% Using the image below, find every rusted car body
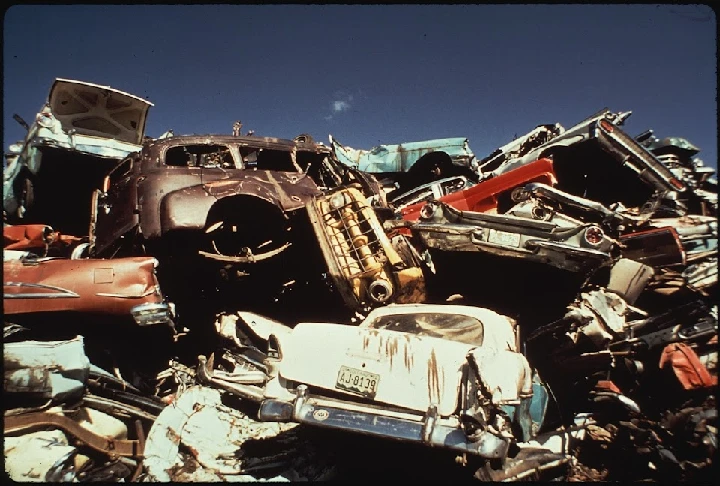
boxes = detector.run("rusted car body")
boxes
[405,195,617,274]
[3,79,153,236]
[3,252,174,328]
[88,133,420,315]
[476,109,686,210]
[198,304,562,468]
[396,157,557,221]
[305,186,425,310]
[331,135,475,174]
[89,134,379,259]
[331,135,479,197]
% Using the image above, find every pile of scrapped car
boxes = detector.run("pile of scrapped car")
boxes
[4,80,717,482]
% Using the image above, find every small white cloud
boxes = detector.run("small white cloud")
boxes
[326,93,354,121]
[333,100,350,112]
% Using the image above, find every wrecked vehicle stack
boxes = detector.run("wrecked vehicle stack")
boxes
[4,82,716,482]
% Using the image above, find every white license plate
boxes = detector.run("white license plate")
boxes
[487,228,521,247]
[336,365,380,398]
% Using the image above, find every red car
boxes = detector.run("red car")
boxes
[4,223,85,257]
[4,253,174,328]
[398,157,557,221]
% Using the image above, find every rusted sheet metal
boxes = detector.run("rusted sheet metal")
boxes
[411,198,617,273]
[4,429,78,481]
[306,186,426,311]
[143,386,300,481]
[90,133,349,255]
[331,135,474,173]
[201,171,321,211]
[3,255,172,325]
[4,223,84,254]
[4,336,89,401]
[4,412,143,457]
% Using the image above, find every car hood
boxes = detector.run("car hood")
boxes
[48,78,153,145]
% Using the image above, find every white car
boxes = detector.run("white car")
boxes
[201,304,555,465]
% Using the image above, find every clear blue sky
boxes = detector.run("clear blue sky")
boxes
[3,4,717,168]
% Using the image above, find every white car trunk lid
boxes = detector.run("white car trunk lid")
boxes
[48,78,152,145]
[278,323,475,416]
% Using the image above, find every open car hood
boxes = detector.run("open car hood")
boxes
[48,78,153,145]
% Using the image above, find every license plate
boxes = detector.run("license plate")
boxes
[487,228,521,247]
[336,365,380,398]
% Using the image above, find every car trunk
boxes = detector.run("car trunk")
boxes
[277,323,474,416]
[49,78,152,146]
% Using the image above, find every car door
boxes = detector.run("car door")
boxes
[90,157,139,255]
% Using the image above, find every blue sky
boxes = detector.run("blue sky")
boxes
[3,4,717,167]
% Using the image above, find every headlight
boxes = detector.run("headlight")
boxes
[420,202,436,220]
[584,226,605,246]
[329,192,346,209]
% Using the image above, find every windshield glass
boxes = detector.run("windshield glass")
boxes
[367,312,484,346]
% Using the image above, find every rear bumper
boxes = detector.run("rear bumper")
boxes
[258,385,510,459]
[130,302,175,327]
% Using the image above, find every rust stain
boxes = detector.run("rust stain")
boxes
[403,340,414,371]
[427,348,441,405]
[384,335,399,369]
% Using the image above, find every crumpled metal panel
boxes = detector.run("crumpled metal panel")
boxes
[331,136,474,173]
[565,290,629,347]
[143,386,302,482]
[201,171,322,212]
[3,223,84,254]
[468,347,533,406]
[4,429,77,482]
[3,336,89,402]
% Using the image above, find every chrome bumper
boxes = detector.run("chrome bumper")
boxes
[130,302,175,327]
[258,385,510,459]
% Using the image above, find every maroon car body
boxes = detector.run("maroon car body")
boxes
[89,134,380,262]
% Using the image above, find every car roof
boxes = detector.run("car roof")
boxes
[142,134,332,154]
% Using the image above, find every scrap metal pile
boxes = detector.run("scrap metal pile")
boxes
[3,80,717,482]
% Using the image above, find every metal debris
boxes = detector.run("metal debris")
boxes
[3,97,716,482]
